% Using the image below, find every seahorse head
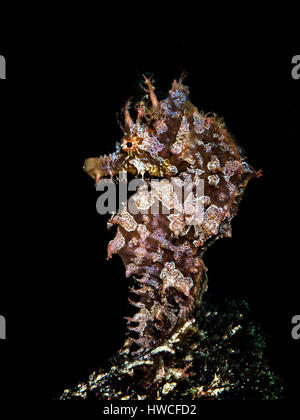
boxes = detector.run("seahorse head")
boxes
[84,75,195,183]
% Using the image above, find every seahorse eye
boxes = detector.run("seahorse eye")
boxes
[127,142,133,148]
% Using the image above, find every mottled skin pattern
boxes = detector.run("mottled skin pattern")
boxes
[84,74,257,355]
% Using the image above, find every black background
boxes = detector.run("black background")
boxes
[0,19,299,406]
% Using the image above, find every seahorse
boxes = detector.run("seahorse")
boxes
[84,74,257,358]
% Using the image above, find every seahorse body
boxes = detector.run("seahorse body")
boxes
[84,75,256,354]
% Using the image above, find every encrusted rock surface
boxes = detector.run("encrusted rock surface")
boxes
[60,299,283,400]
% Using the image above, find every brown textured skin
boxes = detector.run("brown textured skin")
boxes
[84,74,257,354]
